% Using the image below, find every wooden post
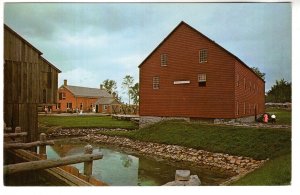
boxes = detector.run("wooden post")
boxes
[84,145,93,177]
[39,133,47,159]
[14,127,23,142]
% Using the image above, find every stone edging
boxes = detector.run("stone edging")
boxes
[79,134,267,185]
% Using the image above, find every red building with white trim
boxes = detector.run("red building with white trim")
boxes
[139,21,265,125]
[53,80,120,114]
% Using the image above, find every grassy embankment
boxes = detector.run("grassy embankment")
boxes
[265,107,291,125]
[38,115,138,131]
[39,108,291,185]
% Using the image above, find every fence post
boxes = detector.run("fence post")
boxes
[15,127,23,142]
[39,133,47,159]
[84,144,93,177]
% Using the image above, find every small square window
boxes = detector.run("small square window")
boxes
[198,74,206,87]
[199,49,208,63]
[153,76,160,89]
[161,54,167,66]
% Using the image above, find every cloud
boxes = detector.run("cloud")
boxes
[4,2,291,93]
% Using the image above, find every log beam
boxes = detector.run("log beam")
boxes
[4,132,28,138]
[4,153,103,175]
[4,140,54,149]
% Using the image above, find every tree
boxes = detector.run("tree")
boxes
[266,79,291,103]
[102,79,117,94]
[129,83,139,105]
[251,67,266,81]
[122,75,134,105]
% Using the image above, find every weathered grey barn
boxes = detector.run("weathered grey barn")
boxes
[4,24,61,142]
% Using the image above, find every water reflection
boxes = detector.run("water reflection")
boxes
[47,139,229,186]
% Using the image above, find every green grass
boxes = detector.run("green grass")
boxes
[99,120,291,185]
[38,115,138,130]
[231,153,291,185]
[265,107,291,125]
[98,120,291,160]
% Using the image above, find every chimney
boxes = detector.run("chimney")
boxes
[100,84,103,90]
[64,79,67,86]
[112,92,116,98]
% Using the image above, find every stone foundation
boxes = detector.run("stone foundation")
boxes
[139,116,190,128]
[140,115,259,128]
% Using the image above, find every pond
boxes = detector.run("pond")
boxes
[46,139,230,186]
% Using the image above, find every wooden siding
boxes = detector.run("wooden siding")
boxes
[234,60,265,117]
[139,22,236,118]
[139,22,265,119]
[4,25,60,141]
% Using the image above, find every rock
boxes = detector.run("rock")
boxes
[175,170,190,181]
[230,158,236,164]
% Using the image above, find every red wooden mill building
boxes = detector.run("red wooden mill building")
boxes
[139,21,265,126]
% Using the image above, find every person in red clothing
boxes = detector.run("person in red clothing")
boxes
[263,113,269,123]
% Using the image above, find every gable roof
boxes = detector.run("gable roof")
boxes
[138,21,265,83]
[4,24,61,73]
[95,97,120,105]
[63,85,112,98]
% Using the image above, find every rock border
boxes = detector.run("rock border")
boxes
[79,134,267,185]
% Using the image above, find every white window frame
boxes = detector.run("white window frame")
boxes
[67,102,72,109]
[199,49,208,63]
[161,54,168,66]
[153,76,160,89]
[198,74,207,87]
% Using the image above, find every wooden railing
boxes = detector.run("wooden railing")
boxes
[3,123,106,186]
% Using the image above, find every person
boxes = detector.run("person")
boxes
[263,113,269,123]
[271,114,276,124]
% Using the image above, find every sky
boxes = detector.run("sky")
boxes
[4,2,291,102]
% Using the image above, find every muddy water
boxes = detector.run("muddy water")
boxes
[46,139,230,186]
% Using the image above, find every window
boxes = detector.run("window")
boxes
[80,103,83,110]
[236,74,239,87]
[198,74,206,87]
[161,54,168,66]
[103,105,108,111]
[56,103,61,109]
[249,81,252,92]
[236,102,239,115]
[153,76,160,89]
[199,49,208,63]
[67,102,72,109]
[59,92,66,100]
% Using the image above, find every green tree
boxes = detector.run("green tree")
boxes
[102,79,117,94]
[266,79,291,103]
[129,83,139,105]
[251,67,266,81]
[122,75,134,105]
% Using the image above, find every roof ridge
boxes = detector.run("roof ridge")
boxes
[138,21,264,83]
[66,85,106,90]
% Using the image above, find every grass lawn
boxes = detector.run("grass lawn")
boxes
[99,120,291,185]
[38,115,138,130]
[99,120,291,160]
[265,107,291,125]
[231,153,291,185]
